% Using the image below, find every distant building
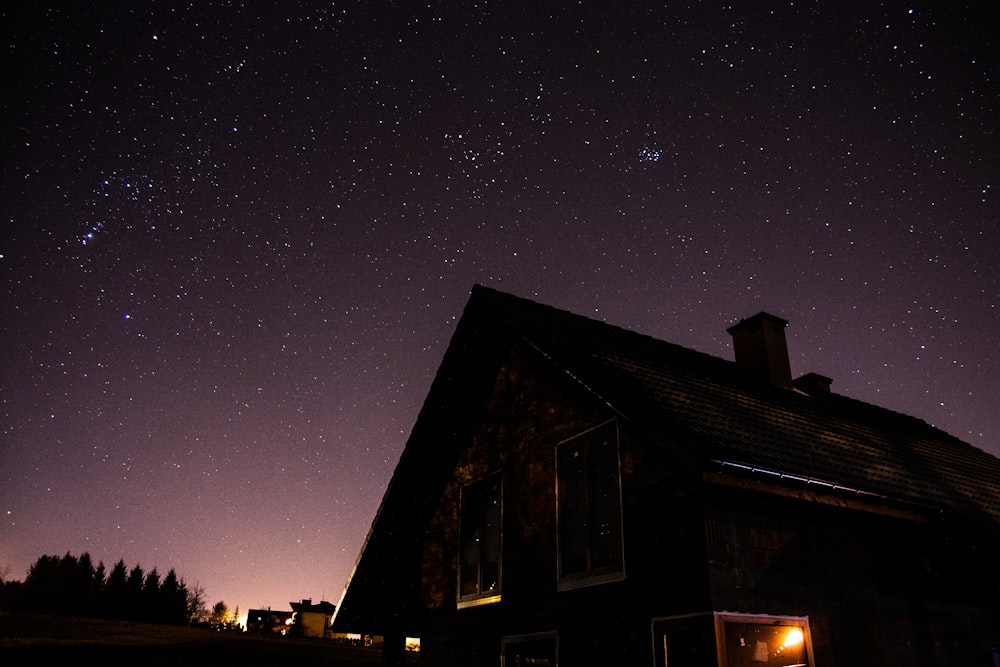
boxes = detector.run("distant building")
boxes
[290,598,336,639]
[246,607,293,635]
[332,285,1000,666]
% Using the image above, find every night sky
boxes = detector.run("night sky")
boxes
[2,2,997,621]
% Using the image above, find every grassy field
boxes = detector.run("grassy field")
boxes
[0,612,390,666]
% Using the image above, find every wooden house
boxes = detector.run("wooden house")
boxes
[332,285,1000,666]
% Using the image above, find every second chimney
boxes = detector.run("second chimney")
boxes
[727,312,793,388]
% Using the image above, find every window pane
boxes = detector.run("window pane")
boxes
[589,436,622,567]
[460,474,502,599]
[558,444,589,575]
[557,423,623,581]
[460,482,482,596]
[663,625,711,667]
[481,478,501,593]
[723,621,809,667]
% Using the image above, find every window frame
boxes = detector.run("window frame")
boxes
[651,612,814,667]
[555,420,625,591]
[650,612,715,667]
[714,612,814,667]
[457,472,503,608]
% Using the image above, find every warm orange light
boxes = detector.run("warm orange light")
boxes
[782,627,804,647]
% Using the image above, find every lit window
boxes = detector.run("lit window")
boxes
[556,422,624,588]
[459,473,502,606]
[718,615,812,667]
[653,613,813,667]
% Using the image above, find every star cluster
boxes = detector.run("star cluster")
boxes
[2,2,997,617]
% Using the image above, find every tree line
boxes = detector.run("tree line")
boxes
[0,552,208,625]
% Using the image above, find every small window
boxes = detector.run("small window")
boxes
[458,473,502,606]
[556,422,624,588]
[502,631,558,667]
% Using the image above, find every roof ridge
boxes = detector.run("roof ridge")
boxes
[466,285,1000,526]
[472,284,981,447]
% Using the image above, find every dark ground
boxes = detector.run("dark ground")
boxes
[0,613,401,666]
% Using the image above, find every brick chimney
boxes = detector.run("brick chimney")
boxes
[727,312,793,388]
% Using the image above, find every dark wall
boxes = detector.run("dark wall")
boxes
[413,341,1000,667]
[417,343,605,665]
[415,341,735,666]
[703,485,1000,665]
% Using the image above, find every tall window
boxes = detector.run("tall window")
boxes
[556,422,624,587]
[459,473,502,606]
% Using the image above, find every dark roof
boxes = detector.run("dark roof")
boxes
[487,285,1000,522]
[333,285,1000,632]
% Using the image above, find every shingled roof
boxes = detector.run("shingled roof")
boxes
[481,285,1000,525]
[333,285,1000,632]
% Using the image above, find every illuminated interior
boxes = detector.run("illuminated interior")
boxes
[653,613,812,667]
[722,618,810,667]
[783,627,804,647]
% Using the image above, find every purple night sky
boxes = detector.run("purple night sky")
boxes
[2,2,997,621]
